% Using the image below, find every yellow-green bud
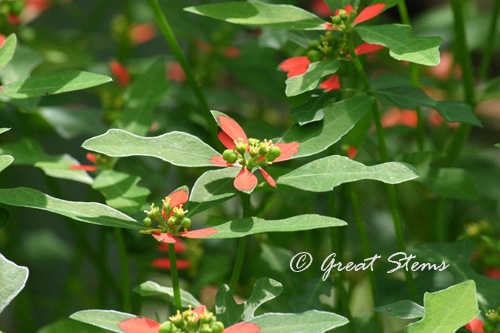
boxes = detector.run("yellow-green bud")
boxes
[248,138,260,146]
[181,217,191,229]
[332,15,342,25]
[308,39,320,50]
[159,321,178,333]
[143,217,152,228]
[307,50,322,63]
[211,321,224,333]
[200,324,212,333]
[249,146,259,157]
[349,10,358,18]
[146,204,163,224]
[266,145,281,161]
[259,142,269,155]
[173,206,185,220]
[340,10,348,19]
[167,216,176,228]
[237,156,245,165]
[162,198,172,217]
[235,142,247,155]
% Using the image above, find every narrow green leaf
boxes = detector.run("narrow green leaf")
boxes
[0,155,13,173]
[0,128,10,135]
[373,300,424,319]
[371,86,481,126]
[356,24,441,66]
[292,91,337,125]
[279,96,374,158]
[0,70,112,99]
[0,187,142,230]
[199,214,346,239]
[0,34,17,71]
[70,310,135,333]
[406,281,479,333]
[278,155,419,192]
[185,1,327,30]
[247,310,349,332]
[115,59,169,136]
[216,278,283,326]
[0,254,29,314]
[92,170,150,214]
[133,281,202,308]
[285,59,339,97]
[188,168,239,217]
[82,129,219,167]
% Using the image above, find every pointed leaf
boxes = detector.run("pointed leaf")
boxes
[0,254,29,314]
[356,24,441,66]
[247,310,349,332]
[371,86,481,126]
[0,128,10,135]
[0,44,42,85]
[70,310,136,333]
[185,2,327,30]
[133,281,202,308]
[92,170,150,214]
[0,187,142,230]
[285,59,339,96]
[373,300,424,319]
[0,155,13,173]
[0,34,17,71]
[216,278,283,326]
[115,59,169,136]
[278,155,418,192]
[279,96,374,158]
[82,129,219,167]
[291,91,338,125]
[0,70,112,99]
[406,281,479,333]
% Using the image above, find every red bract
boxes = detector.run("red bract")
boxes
[129,23,156,44]
[109,60,131,87]
[312,0,333,17]
[209,114,299,191]
[153,238,191,270]
[166,61,186,82]
[465,318,490,333]
[381,108,418,128]
[323,3,385,30]
[0,34,6,47]
[69,153,99,171]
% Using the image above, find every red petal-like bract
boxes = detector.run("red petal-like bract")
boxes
[217,115,248,145]
[354,43,385,55]
[464,318,487,333]
[86,153,97,164]
[486,267,500,279]
[0,34,6,48]
[152,232,176,243]
[110,61,131,87]
[279,56,310,78]
[312,0,332,17]
[167,188,189,209]
[224,47,241,58]
[259,168,276,187]
[166,62,186,82]
[152,258,191,270]
[129,23,156,44]
[118,318,161,333]
[218,130,236,149]
[273,142,300,162]
[348,146,358,159]
[69,165,99,171]
[225,322,262,333]
[353,3,386,24]
[234,168,258,191]
[193,305,207,318]
[335,4,354,16]
[319,75,340,91]
[157,238,186,253]
[179,228,218,238]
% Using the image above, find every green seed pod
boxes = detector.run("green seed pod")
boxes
[10,1,24,16]
[483,322,496,333]
[211,321,225,333]
[308,39,320,50]
[307,50,322,63]
[332,15,342,25]
[266,145,282,161]
[181,217,191,229]
[143,217,152,228]
[158,321,178,333]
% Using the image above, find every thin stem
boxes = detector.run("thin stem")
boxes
[479,0,500,82]
[168,242,182,312]
[347,33,419,303]
[114,228,132,313]
[147,0,216,141]
[229,193,251,293]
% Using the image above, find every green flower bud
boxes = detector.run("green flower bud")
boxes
[332,15,342,25]
[249,146,259,157]
[223,149,238,164]
[10,1,24,16]
[173,206,185,220]
[487,309,500,324]
[181,217,191,229]
[266,145,281,161]
[167,216,177,228]
[259,142,269,155]
[145,204,164,224]
[162,198,172,217]
[308,39,320,50]
[483,322,496,333]
[248,138,260,146]
[159,321,178,333]
[307,50,322,63]
[340,9,348,19]
[235,142,247,155]
[143,217,152,228]
[237,156,245,165]
[200,324,212,333]
[169,311,183,326]
[211,321,225,333]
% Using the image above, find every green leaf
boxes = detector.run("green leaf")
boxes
[216,278,283,326]
[411,239,500,313]
[0,34,17,71]
[0,128,10,135]
[373,300,424,319]
[38,319,105,333]
[0,138,93,184]
[115,59,169,136]
[279,96,374,158]
[197,214,346,239]
[188,168,239,217]
[0,70,112,99]
[356,24,441,66]
[406,281,479,333]
[0,187,142,230]
[371,86,481,126]
[133,281,202,308]
[292,91,337,125]
[0,155,13,173]
[285,60,339,97]
[421,168,479,200]
[0,44,42,85]
[278,155,419,192]
[0,254,29,314]
[70,310,135,333]
[247,310,349,332]
[92,170,150,215]
[82,129,219,167]
[0,207,8,229]
[184,1,327,30]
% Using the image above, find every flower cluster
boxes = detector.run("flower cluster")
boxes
[142,188,191,235]
[465,310,500,333]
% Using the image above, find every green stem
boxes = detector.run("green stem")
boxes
[114,228,131,313]
[147,0,216,141]
[479,0,500,82]
[229,193,251,293]
[347,33,419,303]
[168,242,182,312]
[397,1,425,151]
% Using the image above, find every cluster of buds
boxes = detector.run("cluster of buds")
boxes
[222,137,281,171]
[329,7,358,32]
[483,309,500,333]
[142,197,191,234]
[0,0,23,23]
[159,306,224,333]
[306,31,348,62]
